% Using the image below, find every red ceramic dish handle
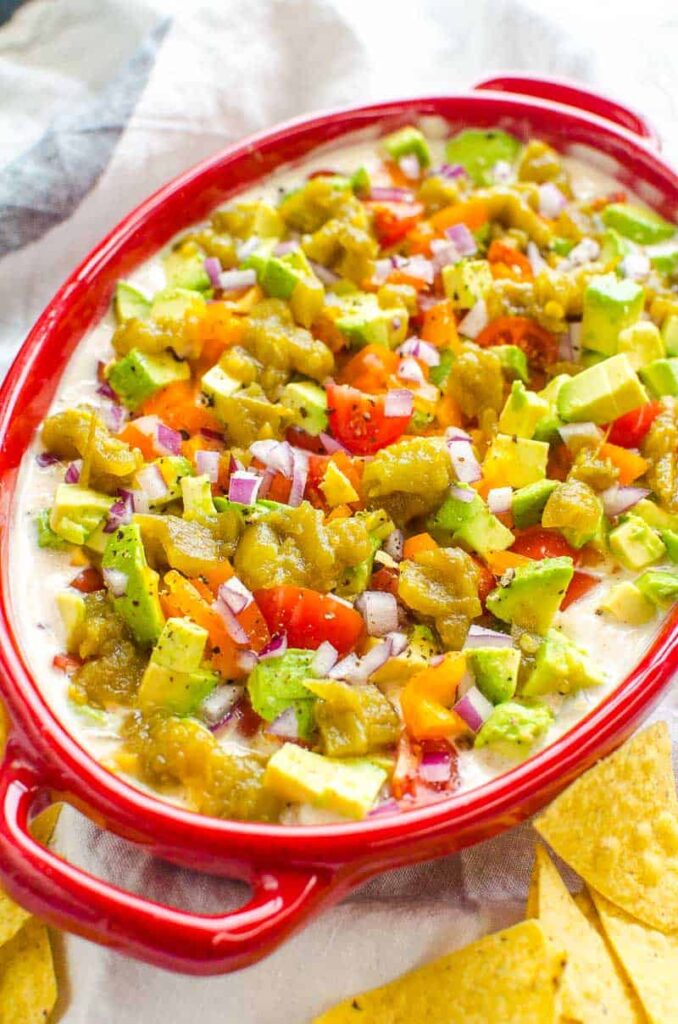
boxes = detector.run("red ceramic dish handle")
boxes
[474,75,661,150]
[0,760,334,975]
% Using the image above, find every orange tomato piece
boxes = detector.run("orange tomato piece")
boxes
[487,240,533,281]
[401,653,468,741]
[430,199,488,234]
[420,300,461,352]
[402,532,438,561]
[598,442,649,486]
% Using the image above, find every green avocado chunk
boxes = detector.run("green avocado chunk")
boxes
[521,629,604,697]
[264,743,387,819]
[115,281,151,323]
[468,647,521,704]
[137,616,216,714]
[493,344,529,384]
[580,274,645,356]
[101,522,165,645]
[36,509,68,550]
[247,649,317,739]
[609,515,666,570]
[49,484,113,546]
[647,240,678,276]
[382,125,431,169]
[639,357,678,398]
[252,249,324,328]
[485,556,574,634]
[334,292,409,349]
[445,128,522,186]
[512,479,558,530]
[557,353,648,424]
[601,202,675,244]
[164,246,211,292]
[635,567,678,609]
[107,348,190,409]
[428,486,514,557]
[280,380,328,436]
[474,700,553,756]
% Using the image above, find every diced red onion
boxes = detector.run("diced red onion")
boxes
[258,632,288,660]
[447,439,482,484]
[373,257,394,284]
[218,577,253,615]
[288,449,309,507]
[558,331,574,362]
[601,485,650,518]
[492,160,513,184]
[398,337,440,367]
[200,427,225,442]
[273,240,299,256]
[562,238,600,269]
[538,183,567,219]
[103,492,134,533]
[383,529,404,562]
[446,427,472,442]
[195,449,221,482]
[464,625,514,649]
[445,223,477,256]
[204,256,222,290]
[356,639,393,680]
[368,798,400,817]
[319,431,350,455]
[235,650,258,674]
[136,463,169,502]
[397,357,425,384]
[213,597,250,645]
[328,652,362,681]
[101,401,127,434]
[450,485,476,503]
[156,423,182,456]
[356,591,399,637]
[312,641,339,676]
[568,321,583,359]
[419,749,452,784]
[393,255,434,285]
[103,568,128,597]
[384,389,413,419]
[229,453,245,475]
[458,299,488,339]
[431,241,461,272]
[236,235,261,261]
[369,187,416,203]
[228,470,262,504]
[487,486,513,515]
[64,461,81,484]
[130,489,149,514]
[250,439,294,478]
[308,260,340,286]
[202,685,244,729]
[266,706,300,740]
[620,252,651,280]
[453,685,494,733]
[430,653,445,666]
[219,268,257,292]
[558,422,603,452]
[527,241,547,276]
[36,451,59,468]
[437,163,466,180]
[96,380,116,400]
[398,154,421,180]
[385,631,408,656]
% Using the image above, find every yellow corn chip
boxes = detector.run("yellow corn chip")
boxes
[573,889,646,1017]
[529,845,643,1023]
[313,919,565,1024]
[0,918,57,1024]
[535,723,678,933]
[592,889,678,1024]
[0,804,61,946]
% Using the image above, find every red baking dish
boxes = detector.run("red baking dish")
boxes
[0,75,676,976]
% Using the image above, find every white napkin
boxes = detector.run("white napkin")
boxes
[1,1,677,1020]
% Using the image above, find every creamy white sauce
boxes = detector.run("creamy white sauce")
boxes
[7,135,673,812]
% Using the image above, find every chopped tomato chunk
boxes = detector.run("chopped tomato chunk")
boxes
[476,316,558,369]
[607,401,663,448]
[327,381,411,455]
[254,586,365,655]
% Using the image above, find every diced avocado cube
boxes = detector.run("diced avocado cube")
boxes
[138,662,218,715]
[647,239,678,276]
[280,380,328,436]
[256,249,324,328]
[442,259,493,309]
[661,314,678,357]
[334,293,408,349]
[609,515,666,570]
[320,460,359,507]
[36,509,68,550]
[512,479,558,529]
[498,381,550,439]
[601,202,675,244]
[482,433,549,488]
[617,321,665,370]
[382,125,431,169]
[468,647,521,704]
[150,287,207,323]
[224,200,284,240]
[551,236,575,256]
[493,345,529,384]
[247,649,317,740]
[106,348,190,410]
[598,581,656,625]
[428,487,514,557]
[152,616,208,673]
[181,474,217,522]
[580,274,644,355]
[350,166,371,197]
[115,281,151,323]
[164,245,211,292]
[630,497,674,531]
[599,228,632,267]
[50,484,114,546]
[57,591,86,652]
[201,363,242,417]
[639,357,678,398]
[662,529,678,562]
[486,556,574,634]
[474,700,552,756]
[635,568,678,609]
[264,743,387,819]
[429,347,456,388]
[522,629,604,697]
[101,522,165,645]
[557,353,649,424]
[445,128,522,186]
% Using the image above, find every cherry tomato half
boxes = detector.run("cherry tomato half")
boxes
[254,586,365,655]
[561,570,599,610]
[327,381,411,456]
[476,315,558,370]
[510,527,577,561]
[366,200,425,247]
[607,401,663,449]
[338,344,399,394]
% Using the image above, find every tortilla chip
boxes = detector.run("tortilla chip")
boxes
[313,920,565,1024]
[0,804,61,946]
[572,889,646,1017]
[592,889,678,1024]
[535,723,678,933]
[528,845,643,1023]
[0,918,57,1024]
